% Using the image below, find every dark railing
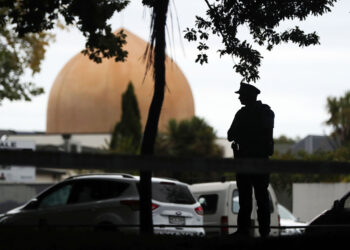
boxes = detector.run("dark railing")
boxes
[1,149,350,234]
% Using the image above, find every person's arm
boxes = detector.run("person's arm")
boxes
[227,112,240,142]
[261,109,275,156]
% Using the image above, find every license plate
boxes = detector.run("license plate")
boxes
[169,216,185,225]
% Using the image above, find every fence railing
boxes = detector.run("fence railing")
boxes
[1,149,350,174]
[1,149,350,235]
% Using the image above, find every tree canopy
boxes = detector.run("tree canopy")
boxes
[110,82,142,154]
[0,0,129,63]
[326,91,350,147]
[155,116,223,158]
[0,7,54,104]
[0,0,130,104]
[184,0,336,83]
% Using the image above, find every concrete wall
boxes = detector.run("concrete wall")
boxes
[0,183,53,213]
[293,183,350,222]
[7,134,110,149]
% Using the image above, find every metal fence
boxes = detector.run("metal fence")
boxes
[1,149,350,234]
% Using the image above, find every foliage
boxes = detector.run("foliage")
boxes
[0,0,129,64]
[184,0,336,83]
[155,116,223,158]
[0,7,54,104]
[274,135,296,144]
[154,116,224,184]
[270,146,350,193]
[0,0,130,104]
[325,91,350,147]
[110,82,142,155]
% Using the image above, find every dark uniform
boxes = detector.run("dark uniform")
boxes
[227,83,274,237]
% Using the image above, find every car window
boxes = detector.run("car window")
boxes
[278,204,296,220]
[232,189,239,214]
[69,179,129,204]
[232,189,274,214]
[344,196,350,209]
[198,194,218,214]
[38,183,73,209]
[152,182,196,204]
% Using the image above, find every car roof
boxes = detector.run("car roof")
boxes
[190,181,237,192]
[65,173,187,185]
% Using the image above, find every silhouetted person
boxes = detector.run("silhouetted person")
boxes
[227,83,274,237]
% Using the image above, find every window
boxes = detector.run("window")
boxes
[232,189,239,214]
[231,189,274,214]
[69,180,129,204]
[344,196,350,209]
[151,182,196,204]
[278,204,296,220]
[39,184,73,208]
[198,194,218,215]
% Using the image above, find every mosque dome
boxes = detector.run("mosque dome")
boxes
[46,29,195,133]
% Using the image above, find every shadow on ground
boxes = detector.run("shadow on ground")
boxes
[0,227,347,250]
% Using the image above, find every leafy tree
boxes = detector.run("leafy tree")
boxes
[274,135,296,145]
[325,91,350,147]
[0,7,54,104]
[154,116,224,184]
[184,0,336,83]
[110,82,142,154]
[155,117,223,158]
[270,145,350,195]
[0,0,129,63]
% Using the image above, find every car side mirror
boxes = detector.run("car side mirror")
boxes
[25,199,39,210]
[332,200,341,211]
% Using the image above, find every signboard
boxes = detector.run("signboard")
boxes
[0,140,36,183]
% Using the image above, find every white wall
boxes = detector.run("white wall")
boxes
[293,183,350,222]
[7,133,111,149]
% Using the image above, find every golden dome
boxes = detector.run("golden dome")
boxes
[46,29,195,133]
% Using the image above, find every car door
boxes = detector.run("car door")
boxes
[33,181,75,226]
[63,179,132,226]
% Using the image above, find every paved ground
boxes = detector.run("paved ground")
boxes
[0,227,346,250]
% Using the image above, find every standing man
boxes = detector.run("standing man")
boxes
[227,82,274,238]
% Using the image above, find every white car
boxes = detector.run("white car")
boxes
[0,174,205,236]
[278,204,306,235]
[190,181,280,237]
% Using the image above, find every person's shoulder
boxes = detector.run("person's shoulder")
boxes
[258,101,275,116]
[236,106,247,114]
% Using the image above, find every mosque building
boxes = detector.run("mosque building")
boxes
[47,28,195,134]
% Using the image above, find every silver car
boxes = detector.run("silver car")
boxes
[278,204,306,235]
[0,174,205,236]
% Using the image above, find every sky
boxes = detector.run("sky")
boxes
[0,0,349,139]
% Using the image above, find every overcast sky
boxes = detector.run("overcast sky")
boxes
[0,0,349,139]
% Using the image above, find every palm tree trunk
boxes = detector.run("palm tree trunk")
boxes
[140,0,170,234]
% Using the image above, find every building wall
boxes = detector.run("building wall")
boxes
[7,134,111,149]
[293,183,350,222]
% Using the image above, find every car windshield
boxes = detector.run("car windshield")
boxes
[152,182,196,204]
[278,204,297,221]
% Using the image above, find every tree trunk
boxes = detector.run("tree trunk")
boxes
[139,0,169,234]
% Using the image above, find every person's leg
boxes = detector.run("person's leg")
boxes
[236,174,253,235]
[253,174,270,237]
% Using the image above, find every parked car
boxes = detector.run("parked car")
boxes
[305,191,350,234]
[278,204,306,235]
[189,181,280,237]
[0,174,205,236]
